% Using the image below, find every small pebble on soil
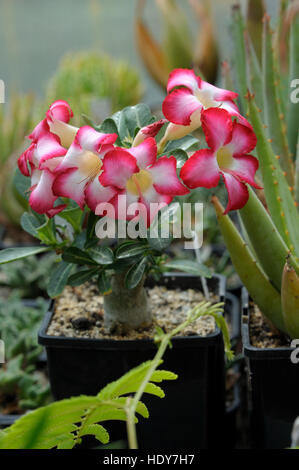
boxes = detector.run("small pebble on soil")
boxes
[47,282,218,340]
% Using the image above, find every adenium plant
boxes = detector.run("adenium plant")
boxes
[0,68,260,333]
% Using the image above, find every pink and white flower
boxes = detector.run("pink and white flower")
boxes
[162,68,249,141]
[98,137,189,226]
[53,126,118,211]
[18,100,118,216]
[180,108,260,214]
[132,119,167,146]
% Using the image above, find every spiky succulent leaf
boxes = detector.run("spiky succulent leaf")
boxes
[213,196,286,333]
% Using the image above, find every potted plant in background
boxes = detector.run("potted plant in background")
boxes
[0,66,248,447]
[183,3,299,449]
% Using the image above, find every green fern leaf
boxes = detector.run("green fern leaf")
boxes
[78,424,109,444]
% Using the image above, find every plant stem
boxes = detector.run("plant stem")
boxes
[125,301,228,449]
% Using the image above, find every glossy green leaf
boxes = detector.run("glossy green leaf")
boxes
[0,246,49,264]
[125,257,148,289]
[62,247,98,266]
[47,261,73,298]
[164,259,211,278]
[89,246,114,265]
[68,268,99,287]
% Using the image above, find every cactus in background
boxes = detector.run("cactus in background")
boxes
[135,0,218,88]
[213,1,299,338]
[46,52,143,123]
[0,93,40,226]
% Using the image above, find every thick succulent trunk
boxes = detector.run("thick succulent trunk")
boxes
[103,273,152,333]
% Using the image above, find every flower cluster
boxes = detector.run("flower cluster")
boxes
[18,101,188,226]
[18,68,260,221]
[162,68,260,213]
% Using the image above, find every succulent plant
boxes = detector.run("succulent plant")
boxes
[212,2,299,338]
[135,0,218,88]
[46,52,143,123]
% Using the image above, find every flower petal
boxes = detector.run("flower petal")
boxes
[36,134,67,169]
[75,125,118,152]
[99,149,139,189]
[29,169,58,214]
[167,68,200,93]
[85,176,117,212]
[201,108,233,151]
[128,137,157,169]
[48,121,78,148]
[200,80,239,102]
[46,205,67,218]
[227,122,257,156]
[132,119,167,146]
[148,156,189,195]
[18,144,35,176]
[53,168,87,209]
[162,88,202,126]
[140,186,173,227]
[180,149,220,189]
[28,119,49,141]
[162,110,202,141]
[46,100,73,123]
[229,154,261,189]
[221,171,249,214]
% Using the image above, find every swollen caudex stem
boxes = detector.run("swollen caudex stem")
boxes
[103,273,152,334]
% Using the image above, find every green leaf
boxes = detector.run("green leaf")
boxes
[163,135,198,154]
[86,211,98,242]
[13,168,31,202]
[231,4,248,111]
[213,196,286,333]
[240,187,299,290]
[62,247,98,266]
[59,207,84,233]
[0,246,49,264]
[68,268,99,287]
[97,118,121,145]
[37,218,57,245]
[47,261,73,298]
[116,243,147,259]
[147,232,172,251]
[78,424,109,444]
[125,257,148,289]
[111,104,152,142]
[247,93,299,258]
[97,272,112,295]
[262,15,293,185]
[287,11,299,158]
[164,259,212,278]
[20,213,41,237]
[89,246,114,265]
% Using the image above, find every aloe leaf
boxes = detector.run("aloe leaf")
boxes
[247,93,299,258]
[262,14,293,185]
[212,196,286,333]
[245,32,264,113]
[231,4,248,112]
[282,258,299,339]
[294,135,299,204]
[287,9,299,158]
[239,187,299,291]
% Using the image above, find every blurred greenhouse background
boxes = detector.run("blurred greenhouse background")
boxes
[0,0,278,107]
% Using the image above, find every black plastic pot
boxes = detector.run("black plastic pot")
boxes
[242,288,299,449]
[38,273,226,449]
